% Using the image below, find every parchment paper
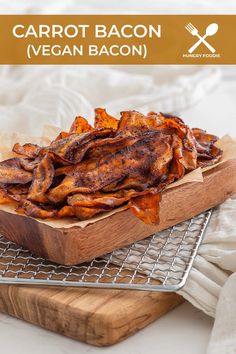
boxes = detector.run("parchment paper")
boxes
[0,129,235,229]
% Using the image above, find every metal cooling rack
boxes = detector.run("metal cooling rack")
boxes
[0,210,212,292]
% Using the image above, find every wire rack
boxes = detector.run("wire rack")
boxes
[0,210,212,292]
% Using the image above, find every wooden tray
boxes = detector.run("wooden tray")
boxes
[0,160,235,265]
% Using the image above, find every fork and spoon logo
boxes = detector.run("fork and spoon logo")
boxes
[185,23,218,53]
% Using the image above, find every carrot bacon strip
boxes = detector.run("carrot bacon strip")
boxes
[0,108,222,222]
[129,193,162,224]
[0,158,32,184]
[95,108,118,130]
[17,200,57,219]
[69,116,93,134]
[28,153,54,203]
[13,143,41,158]
[0,187,13,204]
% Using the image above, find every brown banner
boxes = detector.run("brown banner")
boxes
[0,15,234,64]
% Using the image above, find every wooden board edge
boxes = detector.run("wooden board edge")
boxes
[0,284,184,346]
[91,292,184,346]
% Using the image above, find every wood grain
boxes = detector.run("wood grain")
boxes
[0,283,183,346]
[0,160,235,265]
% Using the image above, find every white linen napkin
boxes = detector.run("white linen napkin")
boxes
[207,272,236,354]
[181,198,236,354]
[0,65,220,135]
[179,198,236,319]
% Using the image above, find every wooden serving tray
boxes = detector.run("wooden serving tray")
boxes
[0,160,235,265]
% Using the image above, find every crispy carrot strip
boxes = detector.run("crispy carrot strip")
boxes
[0,108,222,223]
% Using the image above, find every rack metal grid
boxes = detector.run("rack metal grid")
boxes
[0,210,212,292]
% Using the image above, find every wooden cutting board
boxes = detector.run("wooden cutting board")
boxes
[0,284,183,346]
